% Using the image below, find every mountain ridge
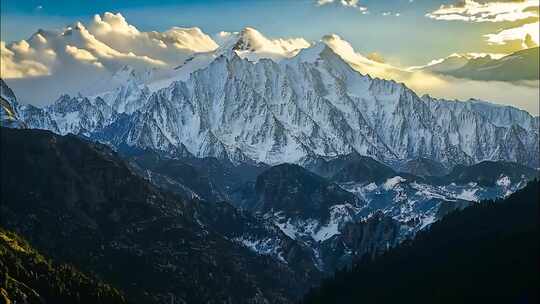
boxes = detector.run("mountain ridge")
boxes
[2,28,538,169]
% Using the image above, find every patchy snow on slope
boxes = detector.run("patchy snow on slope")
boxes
[496,175,511,187]
[313,203,362,242]
[383,176,406,190]
[455,188,479,202]
[269,203,362,243]
[233,235,286,263]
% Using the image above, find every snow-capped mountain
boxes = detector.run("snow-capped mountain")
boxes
[4,27,539,169]
[214,27,311,62]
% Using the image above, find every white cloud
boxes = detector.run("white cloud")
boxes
[0,12,222,107]
[0,12,218,81]
[427,0,539,22]
[1,41,50,78]
[381,12,401,17]
[88,12,218,63]
[427,1,539,50]
[213,27,311,61]
[316,0,368,11]
[65,45,99,62]
[485,21,540,47]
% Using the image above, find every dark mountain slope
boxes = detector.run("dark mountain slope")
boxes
[253,164,359,220]
[0,127,318,304]
[446,47,540,81]
[0,227,126,304]
[440,160,538,186]
[399,157,448,178]
[304,153,397,184]
[302,180,540,304]
[125,149,268,203]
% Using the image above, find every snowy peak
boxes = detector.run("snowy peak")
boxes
[291,42,329,63]
[321,34,366,64]
[232,27,272,52]
[215,27,310,61]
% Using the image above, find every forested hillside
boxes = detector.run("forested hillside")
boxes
[0,227,126,304]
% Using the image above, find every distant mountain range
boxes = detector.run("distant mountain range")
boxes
[415,47,540,82]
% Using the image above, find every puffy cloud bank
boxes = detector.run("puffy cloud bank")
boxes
[427,0,540,49]
[316,0,368,12]
[427,0,539,22]
[485,21,539,47]
[1,12,218,80]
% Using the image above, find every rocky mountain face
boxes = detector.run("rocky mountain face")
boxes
[121,150,421,273]
[339,157,536,227]
[0,127,321,304]
[319,212,405,270]
[3,28,538,169]
[18,124,530,275]
[424,95,539,168]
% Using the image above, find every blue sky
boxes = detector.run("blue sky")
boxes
[2,0,531,65]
